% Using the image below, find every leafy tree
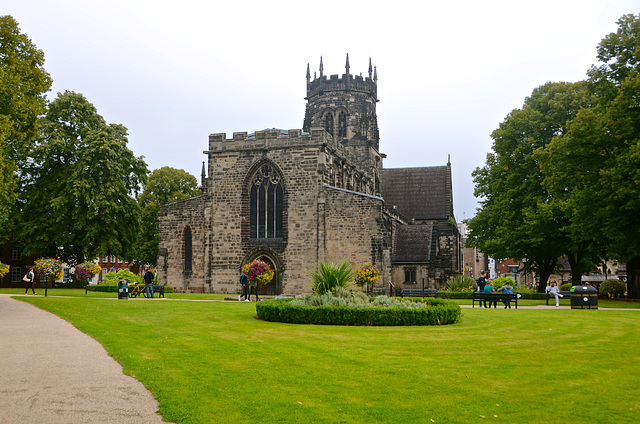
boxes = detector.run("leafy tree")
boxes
[468,81,593,290]
[0,16,52,241]
[540,14,640,297]
[20,91,148,265]
[134,167,198,265]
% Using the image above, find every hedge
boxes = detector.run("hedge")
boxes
[87,284,174,293]
[255,298,461,326]
[435,290,547,300]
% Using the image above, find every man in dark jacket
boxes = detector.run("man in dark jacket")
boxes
[144,268,154,299]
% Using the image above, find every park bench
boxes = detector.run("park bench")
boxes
[400,288,438,298]
[546,290,572,305]
[128,283,165,298]
[472,292,519,308]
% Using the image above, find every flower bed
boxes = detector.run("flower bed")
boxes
[256,297,461,326]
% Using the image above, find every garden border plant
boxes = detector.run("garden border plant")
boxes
[256,296,461,326]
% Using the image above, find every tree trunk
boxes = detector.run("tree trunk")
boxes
[627,256,640,299]
[536,257,558,293]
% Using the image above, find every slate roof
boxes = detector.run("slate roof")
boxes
[380,166,450,220]
[392,224,433,263]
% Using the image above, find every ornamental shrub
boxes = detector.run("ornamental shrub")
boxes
[561,283,572,291]
[445,276,477,292]
[256,297,461,326]
[599,279,626,298]
[491,276,515,291]
[309,261,354,295]
[102,269,141,285]
[0,262,9,278]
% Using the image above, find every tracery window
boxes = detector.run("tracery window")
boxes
[250,164,283,239]
[325,113,334,136]
[338,111,347,138]
[184,227,192,273]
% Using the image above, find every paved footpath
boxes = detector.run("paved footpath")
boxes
[0,294,170,424]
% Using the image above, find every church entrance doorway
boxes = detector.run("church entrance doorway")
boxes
[255,256,278,296]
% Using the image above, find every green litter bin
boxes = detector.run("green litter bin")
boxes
[570,285,598,309]
[118,280,129,300]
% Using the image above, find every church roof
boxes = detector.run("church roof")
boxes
[380,166,450,220]
[392,224,433,263]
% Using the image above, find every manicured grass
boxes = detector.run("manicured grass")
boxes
[16,296,640,424]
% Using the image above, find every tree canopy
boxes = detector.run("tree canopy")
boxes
[134,166,198,265]
[467,81,592,289]
[539,14,640,296]
[0,16,52,241]
[20,91,148,265]
[469,13,640,296]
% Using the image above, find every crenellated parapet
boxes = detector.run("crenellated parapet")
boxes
[306,73,377,100]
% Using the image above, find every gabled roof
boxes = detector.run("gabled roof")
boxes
[392,224,433,263]
[380,166,451,220]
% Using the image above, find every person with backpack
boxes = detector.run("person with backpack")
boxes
[239,273,250,302]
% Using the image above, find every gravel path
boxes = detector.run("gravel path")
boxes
[0,294,170,424]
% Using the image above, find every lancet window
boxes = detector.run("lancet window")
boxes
[250,164,283,239]
[184,226,192,273]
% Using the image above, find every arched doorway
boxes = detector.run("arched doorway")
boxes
[242,250,281,296]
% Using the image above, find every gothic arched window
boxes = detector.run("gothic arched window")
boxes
[325,113,334,136]
[338,111,347,138]
[184,226,192,273]
[250,164,283,239]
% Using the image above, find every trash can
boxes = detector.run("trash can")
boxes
[570,285,598,309]
[118,280,129,300]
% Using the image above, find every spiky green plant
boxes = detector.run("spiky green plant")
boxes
[445,275,477,292]
[309,261,354,295]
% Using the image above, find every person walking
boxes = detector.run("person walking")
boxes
[483,279,496,308]
[238,273,250,302]
[143,268,154,299]
[23,268,36,295]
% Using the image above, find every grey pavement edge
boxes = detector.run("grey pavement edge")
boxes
[0,294,170,424]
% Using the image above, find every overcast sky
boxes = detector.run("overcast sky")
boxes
[4,0,638,220]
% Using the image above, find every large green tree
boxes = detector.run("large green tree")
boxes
[541,14,640,297]
[20,91,148,265]
[468,81,593,290]
[0,16,52,241]
[134,166,198,265]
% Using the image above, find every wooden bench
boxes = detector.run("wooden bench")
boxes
[546,290,571,305]
[473,292,519,308]
[400,288,438,298]
[129,283,166,298]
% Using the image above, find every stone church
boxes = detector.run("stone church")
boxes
[157,56,462,294]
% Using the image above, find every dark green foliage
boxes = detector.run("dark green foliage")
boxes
[309,261,354,295]
[256,298,461,326]
[0,16,52,242]
[134,167,198,265]
[20,91,148,264]
[599,279,626,298]
[87,284,173,293]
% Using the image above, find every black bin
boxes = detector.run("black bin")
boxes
[570,285,598,309]
[118,280,129,300]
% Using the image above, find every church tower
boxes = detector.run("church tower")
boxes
[303,54,380,152]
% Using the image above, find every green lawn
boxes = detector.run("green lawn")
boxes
[14,295,640,424]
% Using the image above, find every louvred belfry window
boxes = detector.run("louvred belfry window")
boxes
[250,165,283,239]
